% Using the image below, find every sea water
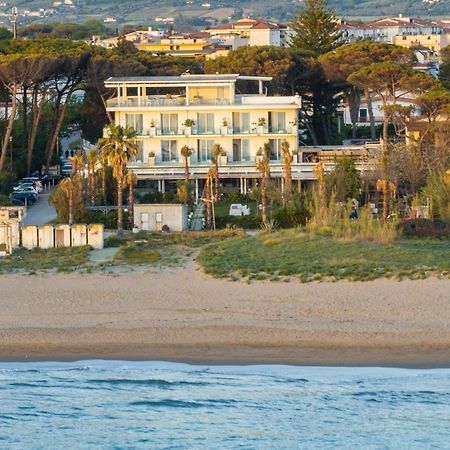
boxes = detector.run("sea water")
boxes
[0,361,449,450]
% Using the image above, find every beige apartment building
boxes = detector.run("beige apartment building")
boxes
[105,74,309,200]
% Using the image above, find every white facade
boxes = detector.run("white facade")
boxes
[105,74,304,198]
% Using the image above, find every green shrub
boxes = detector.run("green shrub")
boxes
[113,244,160,265]
[0,194,11,206]
[215,215,261,229]
[399,219,450,239]
[0,173,15,196]
[272,203,310,228]
[84,210,130,230]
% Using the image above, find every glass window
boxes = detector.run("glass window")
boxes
[197,140,213,162]
[269,139,282,161]
[161,140,178,162]
[242,139,250,161]
[125,114,143,134]
[135,141,144,162]
[232,112,250,133]
[161,114,178,135]
[197,113,215,134]
[269,112,286,133]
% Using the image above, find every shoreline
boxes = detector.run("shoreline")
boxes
[1,269,449,368]
[1,344,450,369]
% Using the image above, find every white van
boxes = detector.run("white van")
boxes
[229,204,251,217]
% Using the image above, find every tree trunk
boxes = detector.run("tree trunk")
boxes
[348,88,361,140]
[184,156,189,182]
[102,165,107,203]
[383,113,389,150]
[128,183,134,229]
[214,159,219,203]
[0,84,17,173]
[44,99,70,173]
[27,87,46,176]
[117,174,123,234]
[205,176,212,230]
[22,86,28,159]
[261,172,267,224]
[365,88,376,141]
[68,187,74,226]
[383,186,388,221]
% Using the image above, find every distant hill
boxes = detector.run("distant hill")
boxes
[1,0,449,28]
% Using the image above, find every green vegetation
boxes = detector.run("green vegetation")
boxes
[197,231,450,282]
[0,247,90,273]
[113,244,160,265]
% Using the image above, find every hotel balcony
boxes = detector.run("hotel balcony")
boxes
[107,94,301,110]
[135,126,298,137]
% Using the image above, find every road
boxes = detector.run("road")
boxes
[22,190,57,226]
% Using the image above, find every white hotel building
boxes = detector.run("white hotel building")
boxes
[105,74,322,199]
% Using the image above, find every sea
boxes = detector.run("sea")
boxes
[0,361,449,450]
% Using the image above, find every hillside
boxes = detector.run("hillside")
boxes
[1,0,449,28]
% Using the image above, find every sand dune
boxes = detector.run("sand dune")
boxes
[0,267,449,367]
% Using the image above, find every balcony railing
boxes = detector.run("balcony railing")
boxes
[107,95,299,108]
[136,126,297,137]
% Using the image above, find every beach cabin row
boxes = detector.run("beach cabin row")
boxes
[21,224,104,250]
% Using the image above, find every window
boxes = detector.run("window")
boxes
[197,140,213,162]
[232,112,250,133]
[197,113,215,134]
[269,139,283,161]
[232,139,250,162]
[161,140,178,162]
[135,141,144,162]
[161,113,178,135]
[127,87,138,97]
[125,114,143,134]
[269,112,286,133]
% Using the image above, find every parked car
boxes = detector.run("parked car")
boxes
[21,177,43,193]
[11,191,37,205]
[229,204,251,217]
[13,183,39,195]
[60,163,72,176]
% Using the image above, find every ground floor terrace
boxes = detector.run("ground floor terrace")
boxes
[130,160,370,202]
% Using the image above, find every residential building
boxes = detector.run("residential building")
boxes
[340,93,421,128]
[207,18,294,48]
[105,74,304,198]
[136,33,216,57]
[340,16,450,54]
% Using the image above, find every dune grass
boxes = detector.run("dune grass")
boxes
[197,230,450,282]
[0,246,90,273]
[113,244,161,265]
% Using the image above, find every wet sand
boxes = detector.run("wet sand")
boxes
[1,268,449,367]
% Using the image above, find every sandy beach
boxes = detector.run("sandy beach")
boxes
[0,267,449,367]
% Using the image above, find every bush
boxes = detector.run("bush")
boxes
[139,191,178,204]
[84,210,130,230]
[399,219,450,239]
[0,194,11,206]
[0,173,16,196]
[272,203,310,228]
[215,215,261,229]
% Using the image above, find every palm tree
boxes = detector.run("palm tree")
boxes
[125,170,138,229]
[98,124,138,234]
[212,143,223,203]
[257,157,270,224]
[99,147,109,204]
[180,145,192,182]
[59,177,74,225]
[204,168,215,230]
[280,140,292,206]
[87,149,98,205]
[68,153,84,176]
